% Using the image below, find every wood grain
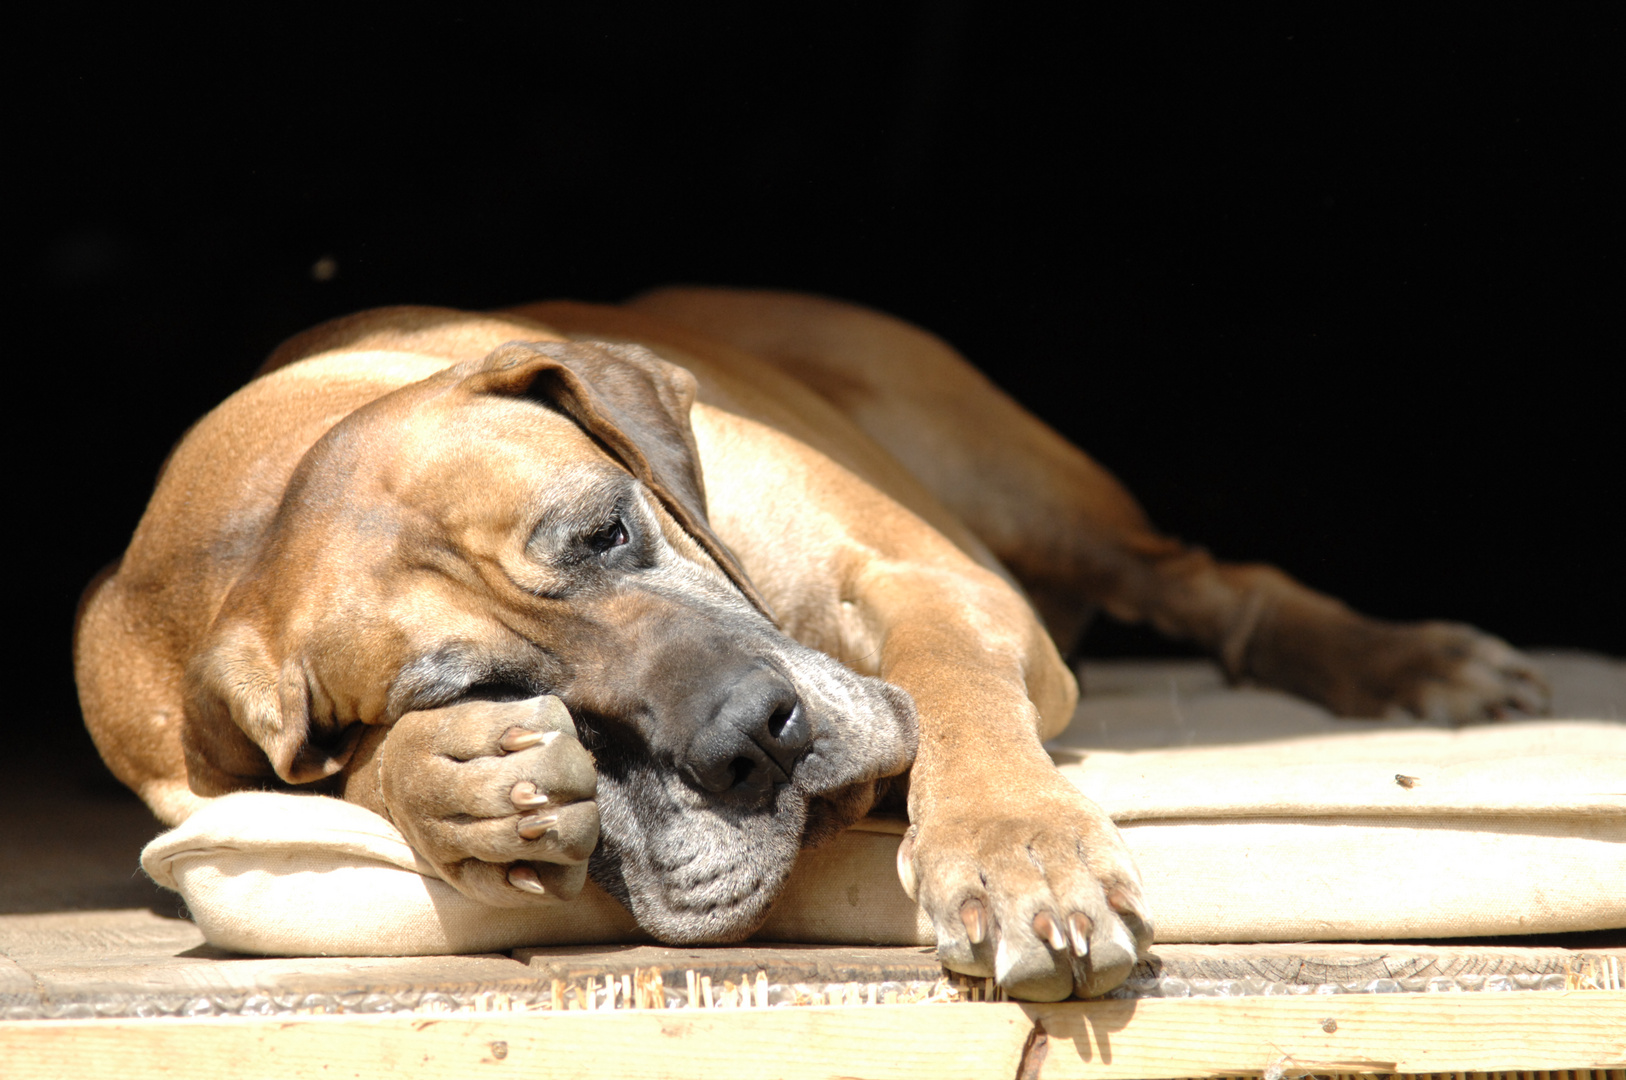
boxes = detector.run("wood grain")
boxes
[5,909,1621,1018]
[514,941,945,986]
[1144,941,1624,986]
[1,990,1620,1079]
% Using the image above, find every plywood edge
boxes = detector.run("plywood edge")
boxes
[0,990,1620,1080]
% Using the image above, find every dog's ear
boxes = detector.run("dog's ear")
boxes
[466,339,773,619]
[184,621,365,787]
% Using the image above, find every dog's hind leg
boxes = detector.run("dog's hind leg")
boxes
[628,287,1547,722]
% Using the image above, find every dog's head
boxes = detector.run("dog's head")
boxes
[185,339,917,942]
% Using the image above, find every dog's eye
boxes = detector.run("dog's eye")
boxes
[586,519,629,555]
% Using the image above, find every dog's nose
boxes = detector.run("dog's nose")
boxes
[681,667,811,798]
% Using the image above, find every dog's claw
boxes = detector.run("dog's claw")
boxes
[507,864,548,894]
[960,898,987,945]
[499,727,558,753]
[896,827,919,900]
[1033,910,1066,952]
[510,780,550,809]
[1106,887,1155,951]
[1507,670,1550,716]
[516,812,558,840]
[1067,912,1092,956]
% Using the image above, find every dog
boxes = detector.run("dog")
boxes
[74,287,1546,1001]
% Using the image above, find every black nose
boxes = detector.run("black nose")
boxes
[680,667,811,798]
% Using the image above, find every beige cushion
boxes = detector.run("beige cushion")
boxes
[1059,721,1625,942]
[143,656,1626,956]
[141,794,927,956]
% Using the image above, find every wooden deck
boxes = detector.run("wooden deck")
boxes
[3,866,1622,1077]
[4,655,1622,1075]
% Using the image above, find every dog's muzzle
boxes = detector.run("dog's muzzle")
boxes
[677,665,811,800]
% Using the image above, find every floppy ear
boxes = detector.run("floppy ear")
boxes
[465,339,774,619]
[184,621,365,788]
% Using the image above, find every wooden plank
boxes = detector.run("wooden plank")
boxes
[0,908,206,964]
[514,942,946,986]
[22,953,551,1018]
[1142,940,1626,988]
[0,908,551,1018]
[7,908,1620,1018]
[1,989,1620,1079]
[509,940,1626,999]
[1028,991,1626,1077]
[512,939,1626,989]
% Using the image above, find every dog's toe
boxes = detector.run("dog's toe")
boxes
[1394,623,1550,723]
[442,856,590,907]
[1072,895,1145,998]
[378,695,601,905]
[902,775,1151,1002]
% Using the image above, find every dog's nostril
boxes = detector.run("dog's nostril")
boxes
[679,668,810,797]
[766,703,794,740]
[766,700,812,759]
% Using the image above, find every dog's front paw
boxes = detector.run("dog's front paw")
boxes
[898,777,1152,1001]
[379,696,599,907]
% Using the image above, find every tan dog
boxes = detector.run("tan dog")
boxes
[74,287,1545,1001]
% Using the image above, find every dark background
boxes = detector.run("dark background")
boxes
[15,6,1622,771]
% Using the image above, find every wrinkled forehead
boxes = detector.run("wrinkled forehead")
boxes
[392,392,619,493]
[291,386,632,532]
